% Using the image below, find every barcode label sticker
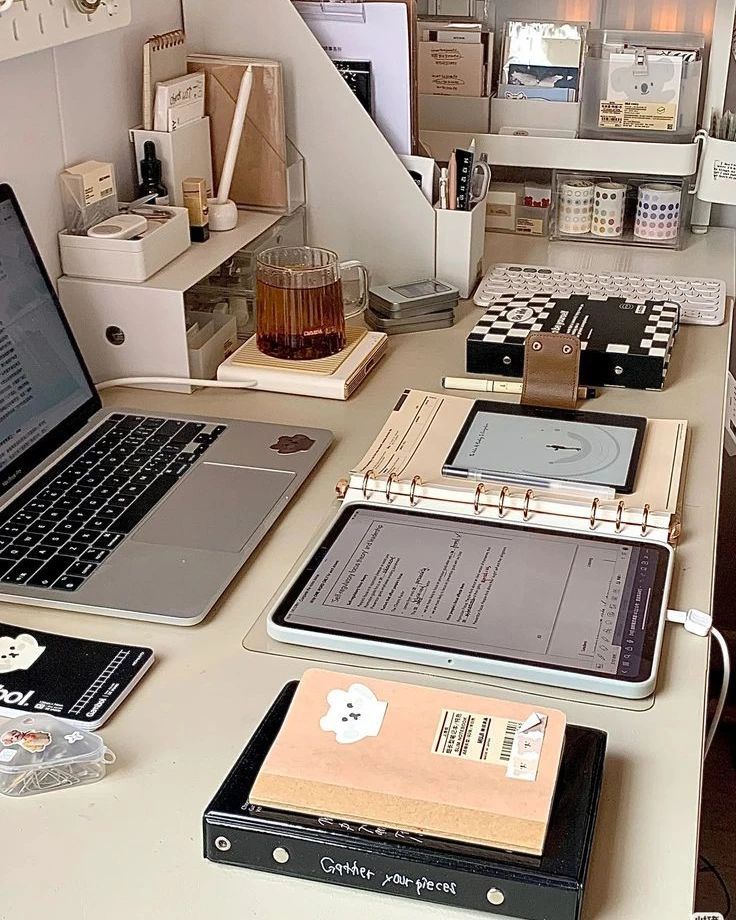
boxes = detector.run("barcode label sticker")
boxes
[432,709,521,765]
[505,712,548,782]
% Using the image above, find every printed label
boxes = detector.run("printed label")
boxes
[599,100,677,131]
[81,164,116,205]
[432,709,520,764]
[505,712,548,782]
[487,203,513,218]
[713,160,736,183]
[516,217,544,235]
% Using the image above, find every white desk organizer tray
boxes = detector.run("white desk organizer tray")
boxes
[59,207,190,283]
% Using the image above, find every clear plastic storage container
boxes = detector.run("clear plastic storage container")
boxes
[580,30,704,143]
[0,714,114,797]
[550,170,691,249]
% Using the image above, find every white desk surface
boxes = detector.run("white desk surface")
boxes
[3,229,734,920]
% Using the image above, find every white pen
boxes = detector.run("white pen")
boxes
[439,167,449,209]
[442,376,595,398]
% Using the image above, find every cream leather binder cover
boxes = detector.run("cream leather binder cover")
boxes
[347,389,687,542]
[250,668,567,855]
[187,55,288,210]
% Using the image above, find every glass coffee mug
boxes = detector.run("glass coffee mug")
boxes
[256,246,369,360]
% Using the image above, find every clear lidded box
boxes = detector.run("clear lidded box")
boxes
[580,30,704,143]
[0,713,115,797]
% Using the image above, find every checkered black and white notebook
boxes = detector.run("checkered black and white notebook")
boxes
[466,294,679,390]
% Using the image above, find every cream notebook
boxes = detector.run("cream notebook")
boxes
[251,668,567,855]
[142,30,188,131]
[342,389,688,544]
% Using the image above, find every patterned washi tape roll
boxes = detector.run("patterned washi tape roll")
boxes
[591,182,626,238]
[557,179,595,235]
[634,183,681,241]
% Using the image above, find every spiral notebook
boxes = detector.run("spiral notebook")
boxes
[143,30,188,131]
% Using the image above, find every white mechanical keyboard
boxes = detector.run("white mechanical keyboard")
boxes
[474,263,727,326]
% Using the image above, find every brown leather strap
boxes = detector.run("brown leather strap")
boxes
[521,332,581,409]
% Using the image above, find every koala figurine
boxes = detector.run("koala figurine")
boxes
[320,682,388,744]
[0,633,45,674]
[610,57,676,102]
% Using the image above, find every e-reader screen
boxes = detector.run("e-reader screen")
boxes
[444,403,646,493]
[274,505,670,683]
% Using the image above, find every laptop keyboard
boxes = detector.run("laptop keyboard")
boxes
[0,413,226,594]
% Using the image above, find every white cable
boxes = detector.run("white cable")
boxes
[95,376,257,392]
[666,608,730,758]
[707,626,730,757]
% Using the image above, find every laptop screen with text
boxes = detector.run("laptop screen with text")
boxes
[0,191,97,494]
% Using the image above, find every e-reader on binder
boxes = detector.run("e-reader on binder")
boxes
[265,390,689,699]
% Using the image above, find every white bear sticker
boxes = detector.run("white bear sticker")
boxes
[0,634,45,674]
[320,683,388,744]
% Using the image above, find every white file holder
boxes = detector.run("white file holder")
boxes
[435,198,486,298]
[182,0,437,285]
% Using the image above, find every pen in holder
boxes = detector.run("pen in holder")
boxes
[208,66,253,231]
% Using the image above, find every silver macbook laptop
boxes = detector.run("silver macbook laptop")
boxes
[0,184,332,624]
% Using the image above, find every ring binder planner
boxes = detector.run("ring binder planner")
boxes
[264,390,690,699]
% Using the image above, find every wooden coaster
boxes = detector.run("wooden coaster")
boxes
[231,327,368,375]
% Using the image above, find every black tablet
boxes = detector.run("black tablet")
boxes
[268,504,672,698]
[442,402,647,494]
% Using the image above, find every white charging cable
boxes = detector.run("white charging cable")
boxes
[667,608,730,757]
[96,376,258,392]
[0,0,14,12]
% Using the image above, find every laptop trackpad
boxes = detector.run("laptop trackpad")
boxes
[132,463,295,553]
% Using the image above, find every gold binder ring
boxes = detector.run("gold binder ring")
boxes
[498,486,509,518]
[589,497,599,529]
[473,482,487,514]
[385,473,399,503]
[362,469,375,500]
[409,475,422,506]
[615,500,625,533]
[523,489,534,520]
[641,503,650,536]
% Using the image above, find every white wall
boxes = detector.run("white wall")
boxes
[0,0,183,280]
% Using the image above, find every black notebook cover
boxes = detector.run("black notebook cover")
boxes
[204,682,607,920]
[0,622,154,729]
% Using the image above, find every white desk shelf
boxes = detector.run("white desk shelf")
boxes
[420,131,700,178]
[58,209,283,392]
